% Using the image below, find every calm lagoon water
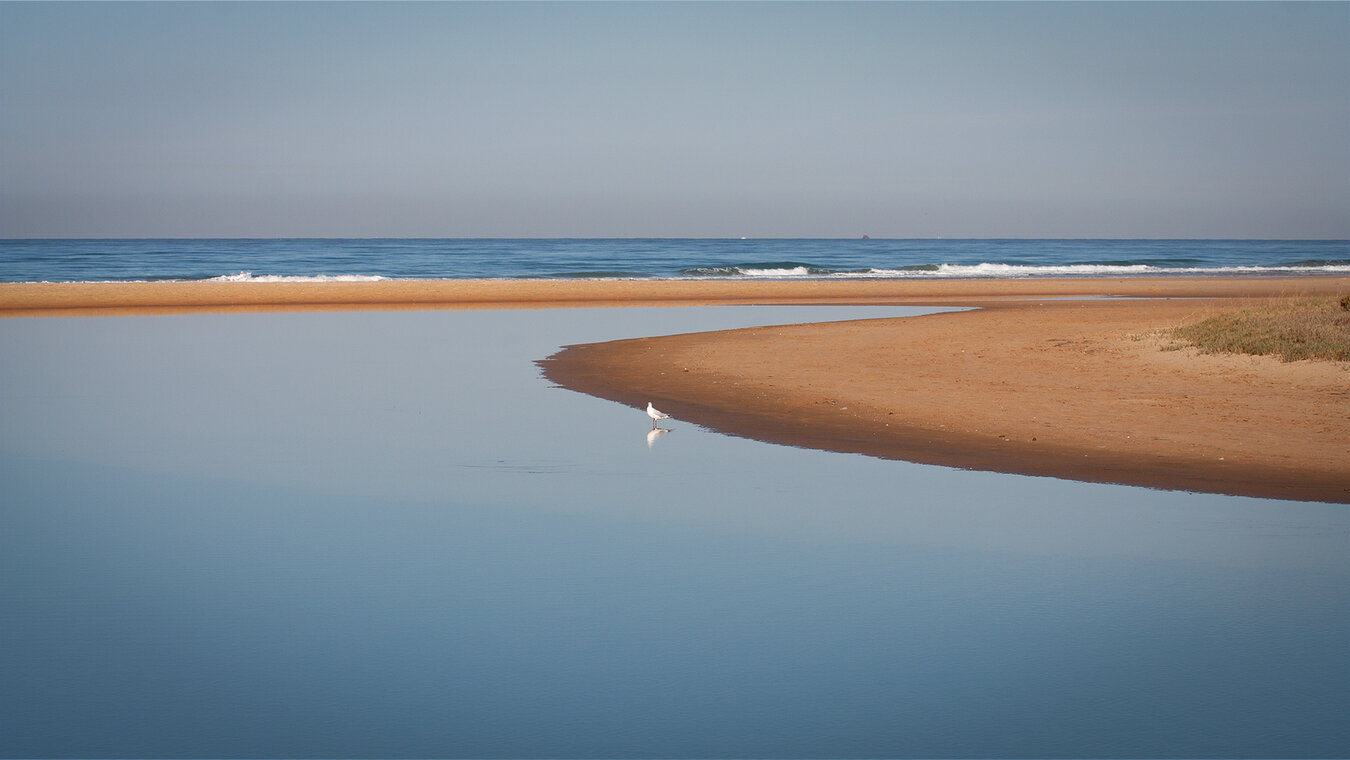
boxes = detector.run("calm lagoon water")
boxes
[2,306,1347,758]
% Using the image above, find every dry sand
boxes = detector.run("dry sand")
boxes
[5,277,1348,501]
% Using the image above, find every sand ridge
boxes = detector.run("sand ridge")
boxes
[3,276,1347,316]
[538,282,1350,503]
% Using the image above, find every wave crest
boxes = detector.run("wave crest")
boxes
[676,262,1350,279]
[209,272,389,283]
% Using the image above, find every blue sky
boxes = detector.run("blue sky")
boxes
[2,1,1347,238]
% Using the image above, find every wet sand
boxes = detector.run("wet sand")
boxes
[5,277,1348,501]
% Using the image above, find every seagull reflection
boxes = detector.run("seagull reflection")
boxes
[646,427,672,449]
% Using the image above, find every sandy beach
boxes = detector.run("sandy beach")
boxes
[2,276,1345,316]
[5,276,1348,501]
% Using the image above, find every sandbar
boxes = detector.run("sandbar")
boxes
[1,276,1344,316]
[5,276,1348,501]
[529,278,1346,503]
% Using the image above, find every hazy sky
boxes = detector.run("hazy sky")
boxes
[2,1,1347,238]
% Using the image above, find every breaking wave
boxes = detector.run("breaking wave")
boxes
[209,272,389,283]
[677,261,1350,279]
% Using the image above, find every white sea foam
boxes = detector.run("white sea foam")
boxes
[843,263,1350,279]
[682,261,1350,279]
[874,263,1161,278]
[209,272,389,283]
[738,266,815,277]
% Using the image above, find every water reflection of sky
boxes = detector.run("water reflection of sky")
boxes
[2,307,1347,757]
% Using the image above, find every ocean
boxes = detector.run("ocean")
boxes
[2,238,1348,283]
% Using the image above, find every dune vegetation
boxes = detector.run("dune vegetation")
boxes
[1170,295,1350,362]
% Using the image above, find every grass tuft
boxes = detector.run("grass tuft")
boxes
[1170,296,1350,362]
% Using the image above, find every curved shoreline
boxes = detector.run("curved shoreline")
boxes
[535,278,1350,503]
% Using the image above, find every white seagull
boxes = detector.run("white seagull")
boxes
[646,402,671,428]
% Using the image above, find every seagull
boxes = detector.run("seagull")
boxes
[646,402,671,428]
